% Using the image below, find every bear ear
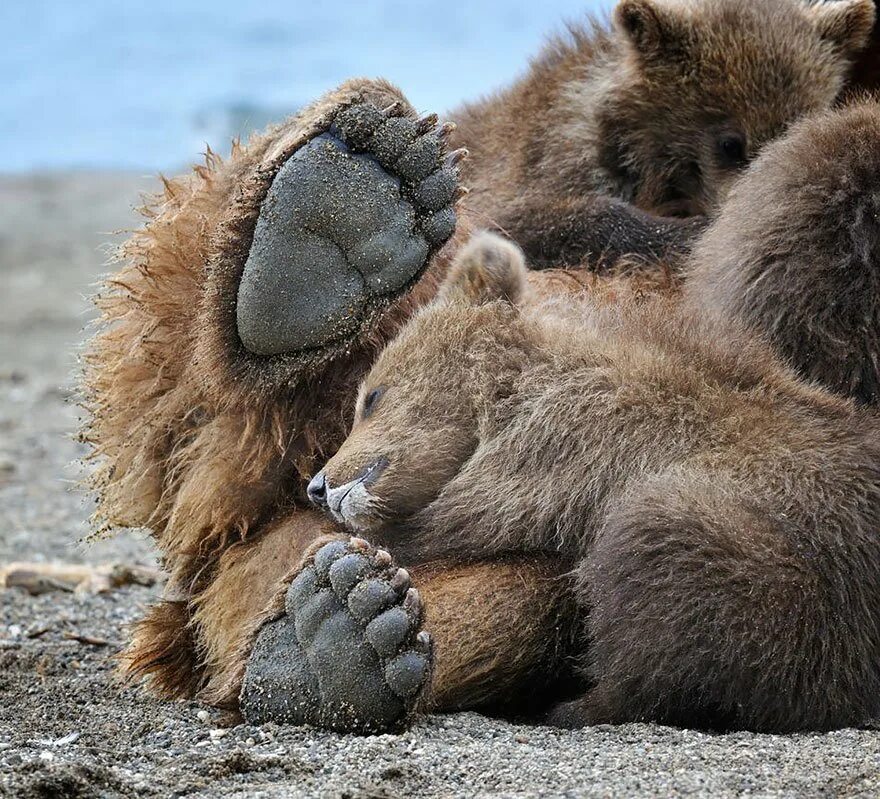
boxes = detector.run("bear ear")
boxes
[615,0,689,59]
[806,0,876,55]
[440,232,528,307]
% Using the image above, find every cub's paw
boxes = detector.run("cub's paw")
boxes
[240,537,432,733]
[236,101,465,357]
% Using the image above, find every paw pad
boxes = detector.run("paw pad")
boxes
[236,100,464,358]
[240,537,433,733]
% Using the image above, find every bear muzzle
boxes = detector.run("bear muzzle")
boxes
[308,458,389,531]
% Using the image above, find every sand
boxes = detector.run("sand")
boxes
[1,172,879,798]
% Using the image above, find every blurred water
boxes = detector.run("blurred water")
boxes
[2,0,608,173]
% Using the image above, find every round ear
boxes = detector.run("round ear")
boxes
[439,232,528,306]
[806,0,876,55]
[615,0,688,59]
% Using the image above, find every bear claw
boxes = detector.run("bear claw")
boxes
[236,100,461,358]
[240,537,433,733]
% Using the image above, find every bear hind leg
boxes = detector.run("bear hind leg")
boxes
[550,469,880,732]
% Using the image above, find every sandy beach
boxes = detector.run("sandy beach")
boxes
[1,172,879,797]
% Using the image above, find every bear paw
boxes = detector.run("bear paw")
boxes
[236,101,464,356]
[239,537,432,733]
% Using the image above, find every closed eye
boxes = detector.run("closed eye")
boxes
[362,386,384,419]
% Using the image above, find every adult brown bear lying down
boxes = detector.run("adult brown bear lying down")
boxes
[241,103,880,734]
[81,0,880,732]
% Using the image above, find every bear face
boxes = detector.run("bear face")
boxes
[592,0,876,215]
[311,234,533,535]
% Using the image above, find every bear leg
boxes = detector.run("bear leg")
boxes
[548,468,880,732]
[237,536,578,731]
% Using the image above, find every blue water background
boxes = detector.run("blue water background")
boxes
[2,0,609,172]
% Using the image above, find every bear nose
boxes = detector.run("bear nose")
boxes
[307,471,328,508]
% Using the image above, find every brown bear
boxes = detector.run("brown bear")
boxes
[81,0,877,717]
[452,0,876,267]
[685,101,880,405]
[254,228,880,733]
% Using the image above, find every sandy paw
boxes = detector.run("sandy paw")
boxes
[240,537,432,733]
[235,101,463,357]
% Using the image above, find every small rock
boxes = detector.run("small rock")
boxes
[196,709,210,723]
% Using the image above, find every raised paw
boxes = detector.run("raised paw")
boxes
[239,537,432,733]
[235,100,464,357]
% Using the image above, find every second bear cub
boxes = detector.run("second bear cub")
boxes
[453,0,876,267]
[314,233,880,732]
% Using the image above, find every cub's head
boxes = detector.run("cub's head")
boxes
[307,233,529,534]
[600,0,875,214]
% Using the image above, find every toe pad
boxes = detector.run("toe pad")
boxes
[240,537,433,733]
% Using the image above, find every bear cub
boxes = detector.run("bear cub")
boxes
[453,0,876,267]
[315,232,880,732]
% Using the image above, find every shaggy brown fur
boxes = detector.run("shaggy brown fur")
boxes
[685,101,880,404]
[83,80,470,700]
[81,82,661,703]
[320,232,880,732]
[84,0,877,713]
[451,0,875,267]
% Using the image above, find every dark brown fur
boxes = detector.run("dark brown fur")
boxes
[847,0,880,92]
[452,0,875,267]
[322,231,880,732]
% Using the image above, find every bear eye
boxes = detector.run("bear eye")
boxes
[716,132,748,169]
[362,387,384,419]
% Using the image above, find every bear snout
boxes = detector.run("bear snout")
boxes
[310,458,389,530]
[307,470,328,508]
